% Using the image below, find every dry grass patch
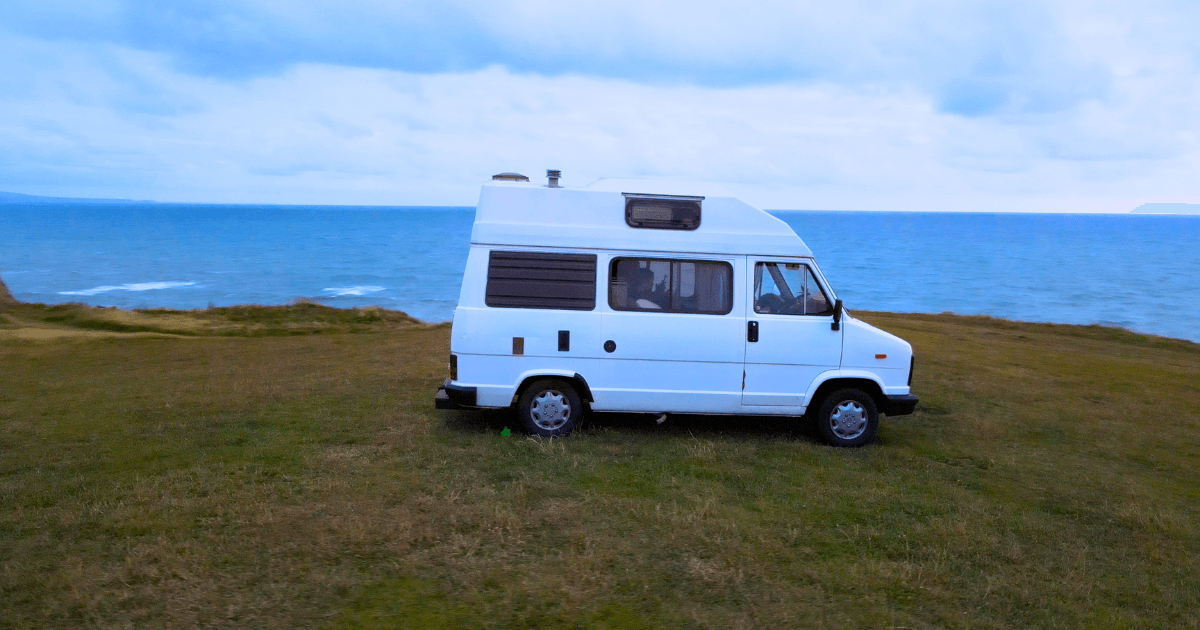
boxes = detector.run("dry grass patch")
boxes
[0,300,427,339]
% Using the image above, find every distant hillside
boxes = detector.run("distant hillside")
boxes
[0,191,154,205]
[0,276,16,306]
[1131,202,1200,215]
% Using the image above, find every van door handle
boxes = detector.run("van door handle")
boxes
[747,320,759,342]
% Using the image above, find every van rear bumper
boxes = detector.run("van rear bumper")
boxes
[435,379,478,409]
[881,394,919,417]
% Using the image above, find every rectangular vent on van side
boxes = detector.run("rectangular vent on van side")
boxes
[485,251,598,311]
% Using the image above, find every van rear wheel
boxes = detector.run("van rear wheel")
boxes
[815,388,878,447]
[517,378,583,437]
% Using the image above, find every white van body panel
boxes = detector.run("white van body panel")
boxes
[444,176,915,422]
[596,311,745,413]
[840,316,913,395]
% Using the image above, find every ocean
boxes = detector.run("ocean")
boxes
[2,204,1198,342]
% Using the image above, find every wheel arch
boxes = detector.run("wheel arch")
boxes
[805,373,887,415]
[514,370,595,405]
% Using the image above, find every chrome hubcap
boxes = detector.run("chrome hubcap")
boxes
[530,390,571,430]
[829,400,867,439]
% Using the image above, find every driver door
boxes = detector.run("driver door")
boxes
[742,259,843,410]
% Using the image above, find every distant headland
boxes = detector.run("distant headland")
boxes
[0,190,155,205]
[1130,203,1200,215]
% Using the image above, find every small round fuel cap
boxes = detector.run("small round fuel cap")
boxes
[603,340,616,353]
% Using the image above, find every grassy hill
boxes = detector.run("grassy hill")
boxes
[1,297,1197,628]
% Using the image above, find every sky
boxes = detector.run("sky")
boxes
[1,0,1198,211]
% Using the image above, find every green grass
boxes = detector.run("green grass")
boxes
[0,302,1197,628]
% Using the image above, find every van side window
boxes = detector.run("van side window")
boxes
[485,251,597,310]
[609,258,732,314]
[753,262,833,316]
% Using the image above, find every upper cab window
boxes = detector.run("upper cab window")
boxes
[609,258,732,314]
[754,262,833,316]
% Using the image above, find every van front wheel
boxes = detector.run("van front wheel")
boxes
[816,388,878,447]
[517,379,584,437]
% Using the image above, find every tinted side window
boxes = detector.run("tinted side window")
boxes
[485,251,597,310]
[609,258,732,314]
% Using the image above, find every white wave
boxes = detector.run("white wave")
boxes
[322,285,386,297]
[59,281,197,296]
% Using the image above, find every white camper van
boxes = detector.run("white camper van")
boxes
[436,171,918,446]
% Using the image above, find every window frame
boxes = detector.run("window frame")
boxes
[608,256,734,315]
[752,261,834,317]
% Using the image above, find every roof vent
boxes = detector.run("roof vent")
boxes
[623,193,703,231]
[547,169,561,188]
[492,172,529,182]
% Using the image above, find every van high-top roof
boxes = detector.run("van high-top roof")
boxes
[471,178,813,258]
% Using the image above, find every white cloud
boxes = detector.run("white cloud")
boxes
[3,1,1195,112]
[0,1,1199,211]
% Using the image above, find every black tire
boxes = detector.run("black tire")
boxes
[815,388,879,447]
[516,378,584,437]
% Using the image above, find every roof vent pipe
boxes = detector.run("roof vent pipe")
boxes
[547,169,561,188]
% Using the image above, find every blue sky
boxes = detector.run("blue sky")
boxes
[1,0,1198,211]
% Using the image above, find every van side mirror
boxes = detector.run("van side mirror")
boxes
[831,299,843,331]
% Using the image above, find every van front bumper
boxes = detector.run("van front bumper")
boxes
[435,379,478,410]
[881,394,918,417]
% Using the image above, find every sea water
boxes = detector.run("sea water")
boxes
[773,211,1200,343]
[2,204,1198,342]
[1,204,474,323]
